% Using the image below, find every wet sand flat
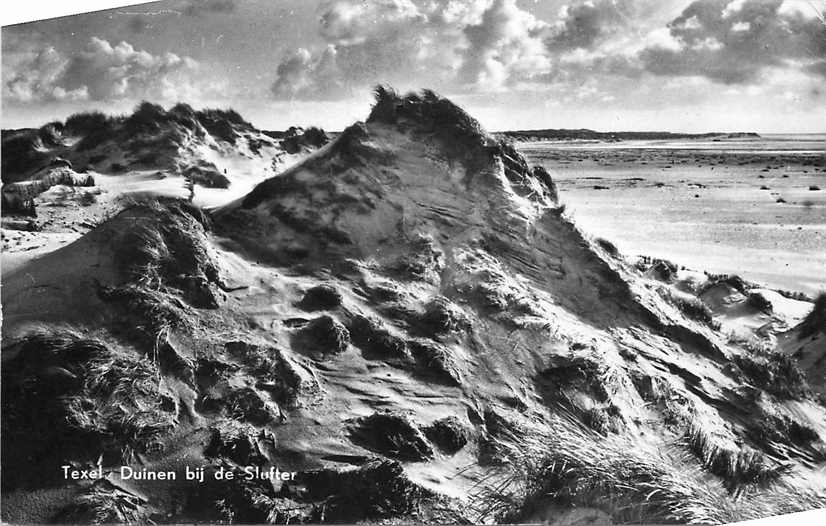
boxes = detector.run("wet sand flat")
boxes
[518,135,826,295]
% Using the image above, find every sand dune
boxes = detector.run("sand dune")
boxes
[2,90,825,524]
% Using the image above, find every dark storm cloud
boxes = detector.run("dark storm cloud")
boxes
[640,0,826,83]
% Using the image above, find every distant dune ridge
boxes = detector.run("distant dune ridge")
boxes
[499,128,761,142]
[2,88,825,524]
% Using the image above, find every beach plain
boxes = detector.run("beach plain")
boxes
[518,134,826,296]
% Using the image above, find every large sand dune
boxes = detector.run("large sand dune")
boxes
[2,89,825,524]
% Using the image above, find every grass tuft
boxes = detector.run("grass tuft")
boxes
[1,330,174,490]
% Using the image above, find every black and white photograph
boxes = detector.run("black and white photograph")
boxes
[1,0,825,524]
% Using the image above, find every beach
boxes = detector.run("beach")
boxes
[518,134,826,295]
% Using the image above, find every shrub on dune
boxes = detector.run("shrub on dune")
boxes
[798,293,826,339]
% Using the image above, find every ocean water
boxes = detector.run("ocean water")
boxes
[517,134,826,296]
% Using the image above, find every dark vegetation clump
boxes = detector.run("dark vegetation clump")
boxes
[596,237,620,257]
[223,341,303,407]
[95,200,221,348]
[97,284,194,344]
[294,315,350,355]
[65,110,119,136]
[349,412,434,461]
[200,386,274,425]
[72,112,123,152]
[297,284,343,311]
[124,101,173,135]
[64,102,253,154]
[386,234,444,283]
[776,289,811,302]
[798,293,826,339]
[418,296,470,336]
[298,459,435,522]
[472,419,731,524]
[746,412,821,459]
[367,86,489,173]
[204,420,269,466]
[699,274,750,295]
[733,351,811,400]
[212,466,279,523]
[532,165,558,201]
[280,126,329,154]
[56,480,151,524]
[113,200,217,296]
[1,331,174,490]
[210,459,440,524]
[198,107,249,126]
[37,122,64,147]
[664,290,716,326]
[1,131,50,179]
[649,259,679,282]
[407,339,464,386]
[424,417,469,454]
[348,315,409,360]
[746,291,773,313]
[685,423,788,492]
[536,355,609,404]
[1,192,37,217]
[196,107,252,144]
[182,162,231,189]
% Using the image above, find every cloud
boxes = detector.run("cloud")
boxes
[458,0,552,87]
[546,0,633,50]
[2,37,200,103]
[639,0,826,83]
[270,0,554,100]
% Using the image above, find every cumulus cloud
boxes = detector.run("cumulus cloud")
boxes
[639,0,826,83]
[546,0,634,50]
[2,37,200,103]
[458,0,552,87]
[270,0,554,99]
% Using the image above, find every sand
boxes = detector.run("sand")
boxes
[518,135,826,296]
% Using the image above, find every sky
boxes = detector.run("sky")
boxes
[2,0,826,132]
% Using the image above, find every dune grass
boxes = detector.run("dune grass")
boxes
[1,330,174,487]
[733,350,812,400]
[471,413,826,524]
[98,199,220,343]
[58,481,150,524]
